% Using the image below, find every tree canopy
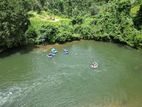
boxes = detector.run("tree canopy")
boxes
[0,0,142,50]
[0,0,30,48]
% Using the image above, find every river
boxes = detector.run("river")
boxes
[0,41,142,107]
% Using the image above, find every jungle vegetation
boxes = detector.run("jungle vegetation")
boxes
[0,0,142,51]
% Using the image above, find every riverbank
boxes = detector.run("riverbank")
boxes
[0,39,139,56]
[0,40,136,58]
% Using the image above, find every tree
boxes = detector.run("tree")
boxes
[0,0,30,48]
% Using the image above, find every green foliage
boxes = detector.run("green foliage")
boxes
[133,5,142,30]
[25,26,37,44]
[94,0,142,47]
[133,33,142,47]
[1,0,142,50]
[39,25,58,43]
[37,22,74,44]
[56,31,73,43]
[24,0,108,17]
[71,16,83,25]
[57,23,74,43]
[130,4,140,17]
[73,25,95,39]
[0,0,30,48]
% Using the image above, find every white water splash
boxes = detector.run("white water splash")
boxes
[0,86,23,106]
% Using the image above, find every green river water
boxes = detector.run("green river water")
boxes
[0,41,142,107]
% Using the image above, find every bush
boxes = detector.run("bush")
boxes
[25,26,37,44]
[73,25,95,39]
[133,5,142,30]
[71,16,84,25]
[56,31,73,43]
[133,33,142,47]
[0,0,30,48]
[94,0,142,47]
[39,25,58,43]
[56,23,74,43]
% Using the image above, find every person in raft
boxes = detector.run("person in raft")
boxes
[90,62,98,69]
[63,49,69,54]
[47,53,53,58]
[51,48,58,54]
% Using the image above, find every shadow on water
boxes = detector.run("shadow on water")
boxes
[0,45,37,59]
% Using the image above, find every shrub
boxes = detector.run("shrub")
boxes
[0,0,30,48]
[94,0,142,47]
[133,33,142,47]
[56,31,73,43]
[71,16,84,25]
[39,25,58,43]
[73,25,95,39]
[25,26,37,44]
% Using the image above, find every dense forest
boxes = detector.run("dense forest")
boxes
[0,0,142,51]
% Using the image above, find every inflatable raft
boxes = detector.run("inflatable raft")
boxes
[90,62,98,69]
[63,49,69,54]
